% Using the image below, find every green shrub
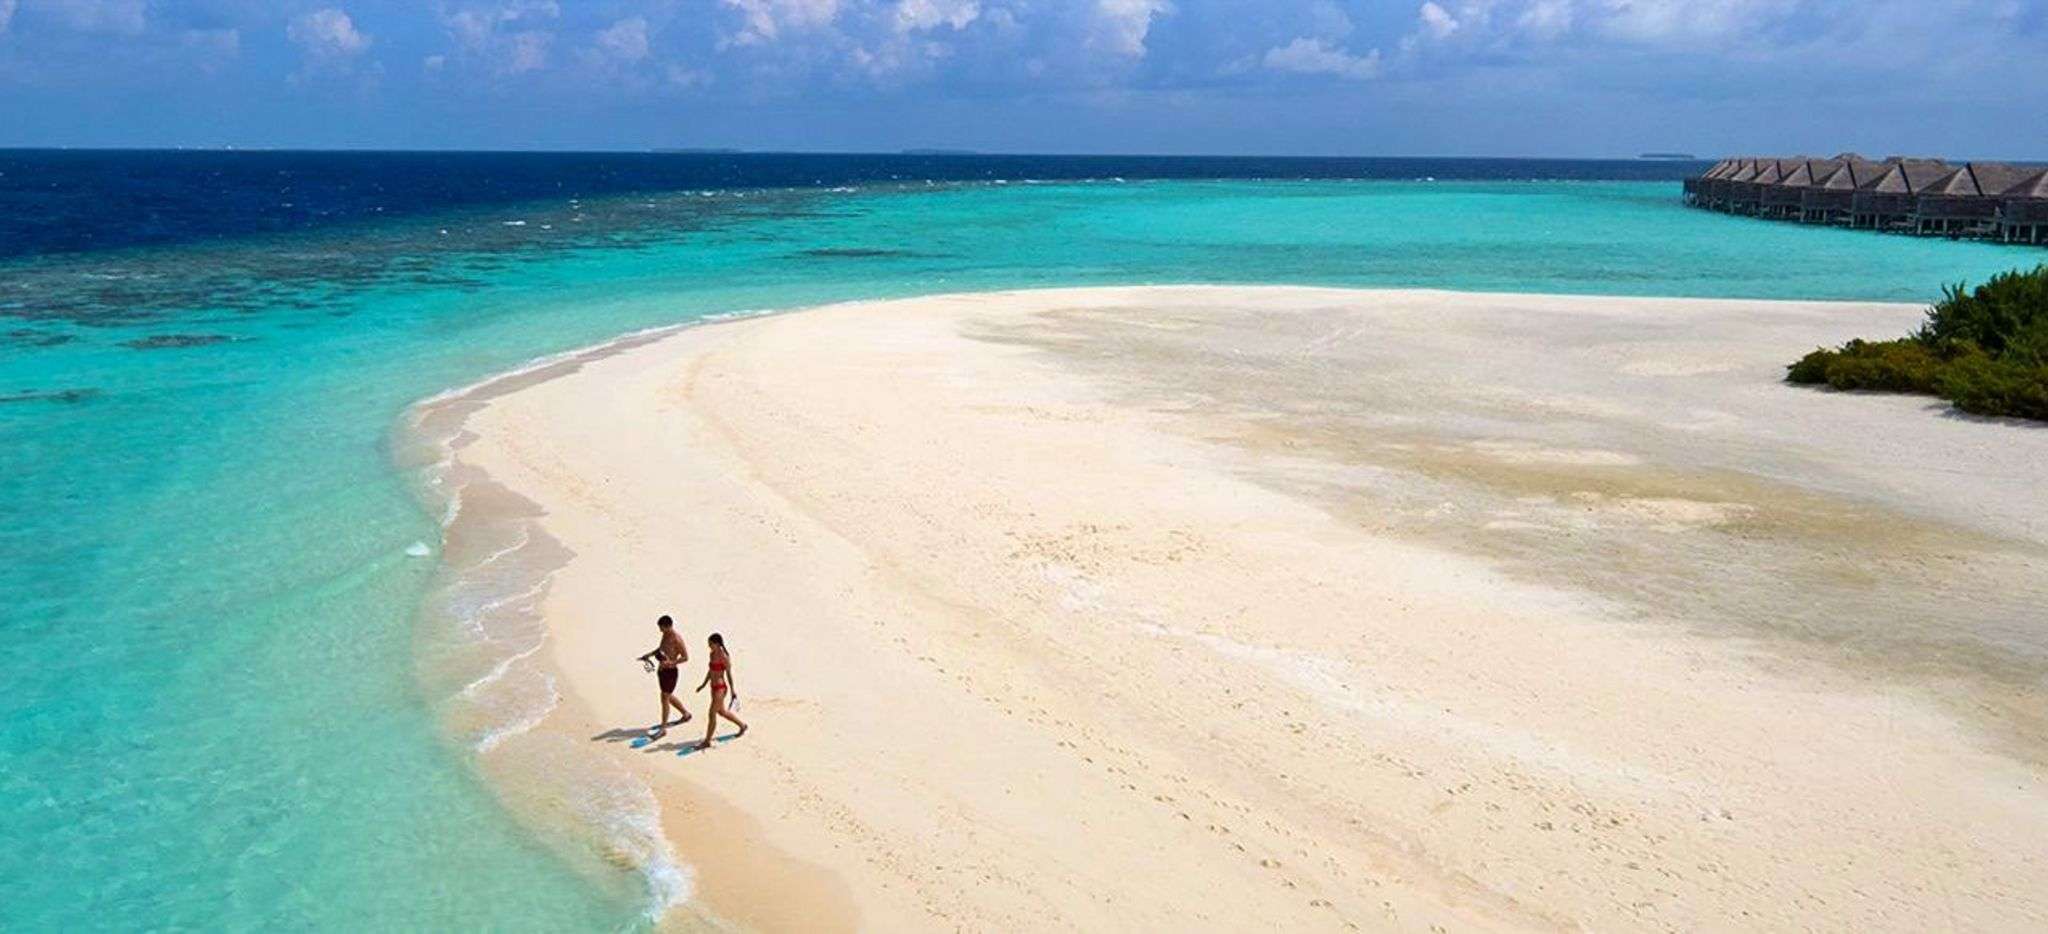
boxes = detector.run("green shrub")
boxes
[2003,316,2048,369]
[1916,265,2048,356]
[1787,347,1835,384]
[1935,356,2048,421]
[1817,339,1945,393]
[1785,265,2048,422]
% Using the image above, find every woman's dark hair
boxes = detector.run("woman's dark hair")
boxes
[708,632,724,647]
[657,615,673,629]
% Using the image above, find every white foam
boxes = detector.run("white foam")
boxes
[471,573,548,618]
[474,672,558,753]
[446,573,550,640]
[607,792,696,920]
[460,639,546,700]
[408,320,702,413]
[405,541,432,558]
[698,306,777,324]
[439,483,465,528]
[467,525,533,572]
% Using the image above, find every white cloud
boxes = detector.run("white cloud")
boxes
[443,0,557,48]
[1263,35,1381,80]
[503,29,548,72]
[1402,0,1801,53]
[665,61,710,88]
[439,1,559,76]
[1417,1,1458,39]
[1305,0,1352,39]
[892,0,978,34]
[593,16,650,64]
[1514,0,1573,40]
[288,8,370,59]
[1089,0,1170,57]
[0,0,17,34]
[1593,0,1773,44]
[719,0,842,47]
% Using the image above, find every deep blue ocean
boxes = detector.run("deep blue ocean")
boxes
[0,150,1706,259]
[2,150,2039,931]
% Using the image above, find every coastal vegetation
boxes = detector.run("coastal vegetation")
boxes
[1787,265,2048,421]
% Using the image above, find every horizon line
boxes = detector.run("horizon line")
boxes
[0,145,1718,162]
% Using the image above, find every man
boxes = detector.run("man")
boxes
[636,615,692,738]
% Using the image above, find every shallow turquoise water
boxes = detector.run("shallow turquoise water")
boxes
[2,179,2040,930]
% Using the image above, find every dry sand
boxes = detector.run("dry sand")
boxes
[420,287,2048,931]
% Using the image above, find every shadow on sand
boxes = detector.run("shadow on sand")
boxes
[589,725,744,756]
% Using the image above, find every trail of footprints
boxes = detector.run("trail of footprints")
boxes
[880,627,1383,930]
[868,595,1669,929]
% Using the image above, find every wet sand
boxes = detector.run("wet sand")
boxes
[419,286,2048,930]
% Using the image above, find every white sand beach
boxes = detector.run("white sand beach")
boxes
[418,286,2048,931]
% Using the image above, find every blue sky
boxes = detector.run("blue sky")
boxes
[1,0,2044,157]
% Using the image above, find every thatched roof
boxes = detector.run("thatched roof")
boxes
[1854,161,1897,189]
[2002,168,2048,200]
[1924,162,2036,197]
[1729,161,1762,182]
[1902,161,1957,190]
[1816,159,1889,190]
[1963,163,2036,196]
[1778,158,1847,189]
[1869,160,1957,194]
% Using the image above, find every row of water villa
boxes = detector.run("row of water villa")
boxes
[1684,156,2048,245]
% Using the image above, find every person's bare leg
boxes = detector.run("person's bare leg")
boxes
[664,693,691,724]
[649,692,666,737]
[697,696,719,750]
[723,704,748,738]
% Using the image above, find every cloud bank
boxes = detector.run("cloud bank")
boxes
[0,1,2042,155]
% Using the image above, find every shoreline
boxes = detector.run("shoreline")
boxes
[400,309,864,930]
[405,285,2048,930]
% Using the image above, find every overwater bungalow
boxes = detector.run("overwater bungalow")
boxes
[1913,162,2036,236]
[1701,158,1750,209]
[1850,160,1955,230]
[1760,158,1843,219]
[2001,169,2048,244]
[1704,159,1757,211]
[1799,158,1888,225]
[1726,159,1790,215]
[1684,154,2046,245]
[1682,159,1736,206]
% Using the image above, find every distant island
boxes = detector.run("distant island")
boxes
[1638,152,1697,160]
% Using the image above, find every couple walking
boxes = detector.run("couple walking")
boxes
[637,615,747,751]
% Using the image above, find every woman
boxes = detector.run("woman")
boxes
[636,615,691,738]
[693,632,748,750]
